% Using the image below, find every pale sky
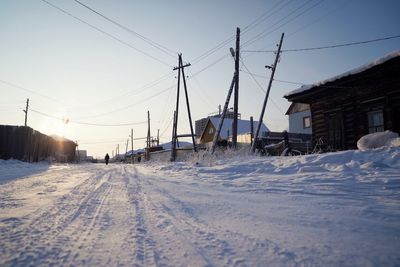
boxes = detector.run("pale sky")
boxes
[1,0,399,158]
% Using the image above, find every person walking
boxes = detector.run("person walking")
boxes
[105,153,110,165]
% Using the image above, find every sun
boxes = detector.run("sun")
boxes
[40,111,72,138]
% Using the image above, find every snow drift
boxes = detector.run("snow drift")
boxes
[1,147,399,266]
[357,130,399,151]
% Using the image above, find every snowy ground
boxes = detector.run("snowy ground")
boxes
[0,147,399,266]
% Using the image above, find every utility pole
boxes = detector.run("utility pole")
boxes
[125,138,129,159]
[117,144,119,161]
[76,140,79,163]
[157,129,160,146]
[232,27,240,148]
[170,54,197,161]
[250,116,254,146]
[130,129,134,164]
[211,75,236,153]
[251,33,284,153]
[23,98,29,127]
[146,110,151,160]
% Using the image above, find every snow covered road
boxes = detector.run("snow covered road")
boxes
[0,148,400,266]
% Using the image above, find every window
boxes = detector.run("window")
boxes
[303,116,311,129]
[368,110,384,133]
[208,127,214,134]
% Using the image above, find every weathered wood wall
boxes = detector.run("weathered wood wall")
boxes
[0,125,76,162]
[287,56,400,151]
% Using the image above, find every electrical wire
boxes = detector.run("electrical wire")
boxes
[190,53,231,77]
[189,0,293,65]
[81,83,176,119]
[30,108,147,126]
[80,139,127,145]
[242,34,400,53]
[0,79,68,106]
[242,0,292,33]
[239,57,285,115]
[159,115,174,139]
[88,71,175,108]
[187,68,217,109]
[73,0,177,58]
[240,71,307,85]
[242,0,323,47]
[40,0,172,67]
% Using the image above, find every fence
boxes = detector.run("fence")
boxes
[0,125,76,162]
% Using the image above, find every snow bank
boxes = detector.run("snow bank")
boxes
[357,130,399,151]
[1,146,399,266]
[0,159,49,184]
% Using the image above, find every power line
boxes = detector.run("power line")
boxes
[80,83,176,119]
[190,53,231,77]
[187,68,217,109]
[30,108,147,126]
[242,0,323,47]
[159,116,174,139]
[40,0,172,67]
[189,0,293,65]
[80,139,127,145]
[242,0,292,32]
[274,79,305,85]
[73,0,177,58]
[87,71,175,108]
[0,79,67,106]
[239,57,285,116]
[240,70,306,85]
[243,34,400,53]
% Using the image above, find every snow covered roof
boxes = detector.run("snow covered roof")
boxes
[208,117,269,139]
[285,50,400,98]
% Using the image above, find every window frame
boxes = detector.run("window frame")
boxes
[367,110,384,133]
[303,116,311,129]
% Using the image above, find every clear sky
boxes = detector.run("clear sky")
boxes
[1,0,399,158]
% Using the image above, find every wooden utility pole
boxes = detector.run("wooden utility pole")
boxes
[130,129,134,164]
[157,129,160,146]
[125,138,129,157]
[76,140,79,162]
[23,98,29,127]
[232,27,240,148]
[250,116,254,145]
[251,33,284,153]
[117,144,119,161]
[170,54,197,161]
[211,75,236,153]
[171,111,177,160]
[146,110,151,160]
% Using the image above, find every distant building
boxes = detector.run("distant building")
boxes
[285,102,312,134]
[75,150,87,161]
[195,107,240,139]
[198,117,269,144]
[284,50,400,151]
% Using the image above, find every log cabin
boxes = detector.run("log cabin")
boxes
[284,50,400,151]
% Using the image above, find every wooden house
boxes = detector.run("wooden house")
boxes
[285,102,312,134]
[198,117,269,144]
[284,50,400,151]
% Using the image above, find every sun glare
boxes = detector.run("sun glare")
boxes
[39,112,72,138]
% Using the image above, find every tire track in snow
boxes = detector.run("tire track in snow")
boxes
[135,167,300,267]
[124,166,162,267]
[0,165,140,266]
